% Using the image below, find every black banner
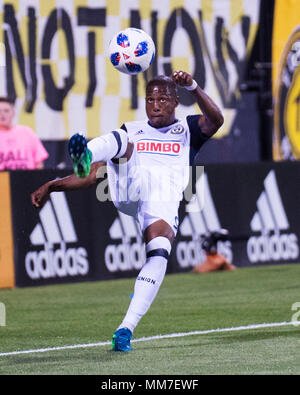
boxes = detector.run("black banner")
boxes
[175,162,300,272]
[9,161,300,287]
[10,170,114,286]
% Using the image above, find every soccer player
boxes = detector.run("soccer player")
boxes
[31,70,223,351]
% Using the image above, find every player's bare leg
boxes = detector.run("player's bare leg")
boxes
[144,219,175,244]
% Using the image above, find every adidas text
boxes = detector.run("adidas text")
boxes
[247,233,299,263]
[105,211,145,273]
[177,240,232,268]
[25,242,89,279]
[105,243,146,272]
[177,172,232,267]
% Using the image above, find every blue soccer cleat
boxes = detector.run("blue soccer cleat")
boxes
[111,328,133,352]
[68,133,92,178]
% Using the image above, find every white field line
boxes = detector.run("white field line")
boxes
[0,320,298,357]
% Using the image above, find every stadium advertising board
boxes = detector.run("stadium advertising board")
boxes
[9,162,300,287]
[273,0,300,160]
[0,0,261,164]
[0,172,14,289]
[10,170,96,286]
[176,162,300,271]
[10,170,151,286]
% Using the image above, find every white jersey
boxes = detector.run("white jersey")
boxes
[122,115,208,165]
[123,118,190,203]
[125,118,190,167]
[107,115,209,232]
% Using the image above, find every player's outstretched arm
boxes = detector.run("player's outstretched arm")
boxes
[31,162,105,208]
[172,70,224,136]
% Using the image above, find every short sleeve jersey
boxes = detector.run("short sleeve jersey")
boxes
[120,115,209,196]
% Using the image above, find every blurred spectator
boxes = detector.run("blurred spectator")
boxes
[193,229,236,273]
[0,97,48,170]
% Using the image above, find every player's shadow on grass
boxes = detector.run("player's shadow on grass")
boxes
[2,348,125,369]
[132,327,300,351]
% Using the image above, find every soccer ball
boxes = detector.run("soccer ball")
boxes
[108,28,155,75]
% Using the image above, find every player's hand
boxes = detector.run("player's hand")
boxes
[31,183,50,209]
[172,70,194,88]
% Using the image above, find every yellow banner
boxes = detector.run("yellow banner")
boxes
[273,0,300,160]
[0,172,15,289]
[0,0,260,141]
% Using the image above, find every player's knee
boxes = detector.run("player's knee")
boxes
[144,220,175,244]
[146,236,172,262]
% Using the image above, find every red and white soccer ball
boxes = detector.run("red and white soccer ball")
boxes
[108,28,156,75]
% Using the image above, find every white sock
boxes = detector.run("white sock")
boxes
[87,128,128,162]
[118,236,172,333]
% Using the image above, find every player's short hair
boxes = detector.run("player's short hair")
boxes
[146,75,178,97]
[0,97,14,105]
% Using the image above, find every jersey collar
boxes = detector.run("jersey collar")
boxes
[147,119,179,133]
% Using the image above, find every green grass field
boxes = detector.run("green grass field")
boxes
[0,264,300,375]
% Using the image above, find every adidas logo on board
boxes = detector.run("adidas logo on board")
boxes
[247,170,299,263]
[176,173,232,268]
[25,192,89,279]
[105,211,145,272]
